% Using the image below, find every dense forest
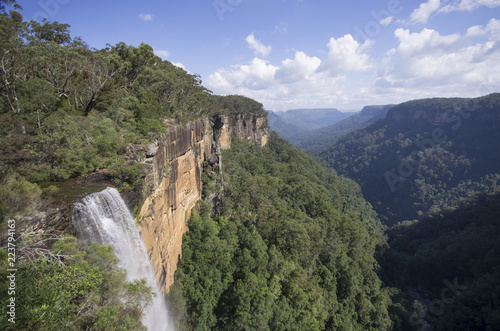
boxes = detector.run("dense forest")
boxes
[307,94,500,330]
[317,94,500,225]
[168,133,397,330]
[379,190,500,330]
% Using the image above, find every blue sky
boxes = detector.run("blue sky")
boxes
[17,0,500,111]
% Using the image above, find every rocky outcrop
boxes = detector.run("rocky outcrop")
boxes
[136,114,268,292]
[214,114,268,150]
[233,115,268,147]
[214,115,231,149]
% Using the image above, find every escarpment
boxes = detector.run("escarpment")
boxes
[136,114,268,292]
[384,94,500,124]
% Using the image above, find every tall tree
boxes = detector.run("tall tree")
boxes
[28,19,71,45]
[0,0,21,14]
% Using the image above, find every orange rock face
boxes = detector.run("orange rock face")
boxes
[136,115,268,292]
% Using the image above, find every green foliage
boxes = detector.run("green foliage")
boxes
[308,95,500,328]
[0,238,153,330]
[317,94,500,225]
[213,94,267,119]
[10,111,127,181]
[0,14,273,192]
[28,19,72,45]
[0,14,230,187]
[0,171,41,222]
[107,160,146,191]
[169,133,394,330]
[380,191,500,330]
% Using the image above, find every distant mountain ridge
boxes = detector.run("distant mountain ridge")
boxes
[289,104,394,152]
[267,108,352,140]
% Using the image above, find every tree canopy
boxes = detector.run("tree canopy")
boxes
[168,133,396,330]
[317,94,500,225]
[0,237,154,330]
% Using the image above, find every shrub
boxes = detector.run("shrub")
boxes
[0,171,41,223]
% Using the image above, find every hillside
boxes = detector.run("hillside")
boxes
[167,133,395,330]
[267,108,352,140]
[379,190,500,330]
[318,94,500,225]
[289,104,393,152]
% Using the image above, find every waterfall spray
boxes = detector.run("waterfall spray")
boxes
[72,187,175,331]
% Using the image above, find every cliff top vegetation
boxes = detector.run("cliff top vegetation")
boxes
[0,8,266,223]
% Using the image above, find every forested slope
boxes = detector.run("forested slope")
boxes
[379,190,500,330]
[312,94,500,329]
[319,94,500,224]
[168,133,396,330]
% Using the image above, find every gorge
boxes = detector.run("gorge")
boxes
[2,9,499,328]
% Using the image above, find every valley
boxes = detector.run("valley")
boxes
[1,2,500,330]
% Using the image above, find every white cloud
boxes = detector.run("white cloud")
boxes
[380,16,394,27]
[154,50,170,60]
[466,18,500,40]
[172,62,186,70]
[245,33,272,57]
[409,0,441,24]
[439,0,500,12]
[207,34,375,110]
[275,51,321,83]
[407,0,500,25]
[319,35,372,75]
[376,26,500,97]
[206,22,500,111]
[138,13,153,21]
[391,28,460,55]
[208,58,278,93]
[209,34,370,93]
[208,67,349,111]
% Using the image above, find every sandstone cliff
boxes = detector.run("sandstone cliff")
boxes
[136,114,268,292]
[214,114,268,149]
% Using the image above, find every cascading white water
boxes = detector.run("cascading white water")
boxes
[72,187,175,331]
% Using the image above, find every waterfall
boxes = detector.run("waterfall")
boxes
[72,187,175,331]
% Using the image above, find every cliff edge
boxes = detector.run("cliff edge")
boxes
[136,114,268,292]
